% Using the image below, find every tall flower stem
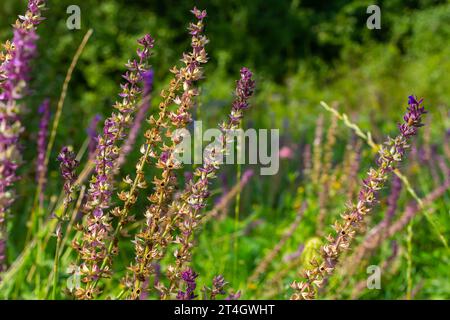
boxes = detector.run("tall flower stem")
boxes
[52,233,62,300]
[291,96,427,300]
[26,29,93,242]
[161,67,256,299]
[201,169,254,224]
[88,9,209,299]
[51,147,79,299]
[320,101,447,249]
[232,132,242,284]
[36,99,51,206]
[120,8,209,300]
[121,68,255,300]
[116,69,154,169]
[0,0,46,273]
[71,34,155,300]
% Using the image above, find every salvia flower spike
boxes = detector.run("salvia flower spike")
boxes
[36,99,50,200]
[290,96,427,300]
[210,275,227,300]
[176,268,198,300]
[57,147,79,207]
[163,67,255,297]
[72,34,154,299]
[87,114,102,159]
[0,0,46,273]
[123,8,208,300]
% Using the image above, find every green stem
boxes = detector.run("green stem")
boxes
[26,29,92,242]
[406,220,413,300]
[52,233,62,300]
[232,149,242,284]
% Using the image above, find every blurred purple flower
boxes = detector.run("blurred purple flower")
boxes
[74,35,154,297]
[283,244,305,263]
[241,169,254,185]
[57,146,79,206]
[386,175,402,222]
[87,114,101,159]
[36,99,50,196]
[226,291,241,300]
[210,275,227,299]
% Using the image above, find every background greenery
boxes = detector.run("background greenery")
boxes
[0,0,449,299]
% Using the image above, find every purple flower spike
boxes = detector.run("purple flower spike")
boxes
[57,146,79,206]
[187,68,255,211]
[226,291,242,300]
[210,275,228,299]
[291,96,427,300]
[137,35,155,61]
[399,95,427,139]
[36,99,50,190]
[87,114,102,159]
[386,175,402,222]
[74,34,154,299]
[176,268,198,300]
[0,0,46,273]
[229,67,256,125]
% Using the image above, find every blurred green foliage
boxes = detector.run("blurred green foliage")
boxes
[1,0,449,135]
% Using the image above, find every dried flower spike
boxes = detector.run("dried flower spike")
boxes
[117,69,154,168]
[162,67,255,298]
[72,34,154,299]
[36,99,50,201]
[291,96,427,300]
[124,8,209,300]
[210,275,227,300]
[176,268,198,300]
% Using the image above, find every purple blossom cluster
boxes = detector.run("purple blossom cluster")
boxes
[117,69,154,168]
[126,8,209,300]
[72,34,154,299]
[229,67,256,124]
[225,291,242,300]
[176,268,198,300]
[187,68,255,211]
[57,147,79,206]
[0,0,46,273]
[210,275,227,299]
[167,68,255,295]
